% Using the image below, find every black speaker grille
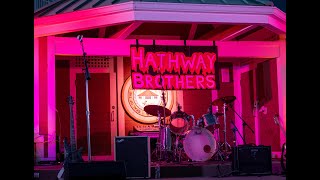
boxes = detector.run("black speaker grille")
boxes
[115,136,151,178]
[232,145,272,175]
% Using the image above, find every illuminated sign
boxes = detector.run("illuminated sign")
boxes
[130,45,219,90]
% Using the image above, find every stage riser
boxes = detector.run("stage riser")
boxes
[152,164,232,178]
[34,161,284,179]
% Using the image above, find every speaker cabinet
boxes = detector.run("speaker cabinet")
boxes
[64,161,127,180]
[115,136,151,178]
[232,145,272,175]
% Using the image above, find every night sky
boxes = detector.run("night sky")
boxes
[272,0,286,12]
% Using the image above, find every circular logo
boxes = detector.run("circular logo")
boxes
[121,77,175,124]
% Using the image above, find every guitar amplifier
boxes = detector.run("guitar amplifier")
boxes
[232,145,272,175]
[115,136,151,178]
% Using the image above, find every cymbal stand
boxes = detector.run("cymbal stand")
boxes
[220,102,231,158]
[155,110,162,161]
[173,134,180,162]
[213,116,224,161]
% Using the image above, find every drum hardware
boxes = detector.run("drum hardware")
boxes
[169,104,194,163]
[169,104,190,136]
[220,102,232,159]
[172,134,184,163]
[197,106,224,161]
[144,90,173,162]
[212,96,237,159]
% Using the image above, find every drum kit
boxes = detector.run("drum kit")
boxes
[144,94,237,163]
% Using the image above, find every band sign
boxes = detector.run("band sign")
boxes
[131,45,218,90]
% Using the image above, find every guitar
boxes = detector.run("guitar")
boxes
[273,114,286,173]
[57,96,84,179]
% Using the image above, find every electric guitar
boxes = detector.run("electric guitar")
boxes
[273,114,286,173]
[57,96,84,179]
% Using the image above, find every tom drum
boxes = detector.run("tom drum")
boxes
[170,109,190,135]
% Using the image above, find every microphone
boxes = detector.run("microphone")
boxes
[77,35,83,42]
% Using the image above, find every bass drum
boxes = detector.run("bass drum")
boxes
[183,126,217,161]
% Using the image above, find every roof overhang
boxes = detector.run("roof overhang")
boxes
[34,1,286,38]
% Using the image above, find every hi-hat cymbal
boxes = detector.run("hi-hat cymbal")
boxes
[144,105,171,117]
[212,96,236,106]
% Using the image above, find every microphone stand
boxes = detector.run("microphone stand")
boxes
[230,120,245,147]
[78,35,92,162]
[228,104,254,145]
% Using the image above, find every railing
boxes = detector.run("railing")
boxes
[34,0,59,11]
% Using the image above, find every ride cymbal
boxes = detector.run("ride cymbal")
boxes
[144,105,171,117]
[212,96,236,106]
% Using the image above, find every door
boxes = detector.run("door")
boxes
[70,57,117,161]
[240,70,256,145]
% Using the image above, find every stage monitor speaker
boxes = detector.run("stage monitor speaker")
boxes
[64,161,126,180]
[115,136,151,178]
[232,145,272,175]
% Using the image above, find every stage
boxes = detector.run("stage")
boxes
[34,2,286,180]
[33,159,285,180]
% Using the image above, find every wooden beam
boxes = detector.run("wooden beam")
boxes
[127,35,181,40]
[34,1,285,37]
[210,25,256,41]
[197,25,226,40]
[210,25,249,40]
[220,25,257,41]
[98,27,107,38]
[54,37,281,58]
[188,23,197,40]
[110,22,143,39]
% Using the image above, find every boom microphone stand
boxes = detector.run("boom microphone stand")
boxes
[77,35,92,162]
[230,120,245,147]
[228,103,254,145]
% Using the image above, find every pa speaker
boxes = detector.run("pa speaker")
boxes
[115,136,151,178]
[232,145,272,175]
[64,161,126,180]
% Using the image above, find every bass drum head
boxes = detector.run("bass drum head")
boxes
[183,127,217,161]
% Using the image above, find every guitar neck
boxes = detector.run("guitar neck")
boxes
[69,102,77,151]
[279,125,286,138]
[274,115,286,138]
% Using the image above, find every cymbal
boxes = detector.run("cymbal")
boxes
[212,96,236,106]
[144,105,171,117]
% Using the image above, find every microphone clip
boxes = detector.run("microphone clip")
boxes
[77,35,83,42]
